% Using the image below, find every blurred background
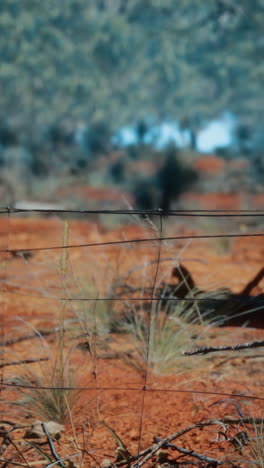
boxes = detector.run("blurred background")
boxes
[0,0,263,212]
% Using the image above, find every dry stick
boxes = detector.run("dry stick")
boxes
[0,459,28,467]
[184,339,264,356]
[0,330,56,347]
[45,454,79,468]
[0,324,76,347]
[0,424,31,468]
[154,437,222,464]
[3,436,30,468]
[212,353,264,370]
[41,422,65,468]
[0,357,48,369]
[240,266,264,296]
[0,420,26,427]
[209,398,247,420]
[0,428,12,457]
[127,417,264,468]
[126,421,219,468]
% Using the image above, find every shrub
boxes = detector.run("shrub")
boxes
[156,146,198,210]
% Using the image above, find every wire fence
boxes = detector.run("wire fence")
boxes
[0,206,264,466]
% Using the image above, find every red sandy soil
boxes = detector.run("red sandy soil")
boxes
[193,155,250,176]
[0,216,263,467]
[181,192,264,211]
[193,155,227,175]
[56,184,134,205]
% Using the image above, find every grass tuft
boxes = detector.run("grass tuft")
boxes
[120,282,216,375]
[10,324,81,424]
[244,419,264,468]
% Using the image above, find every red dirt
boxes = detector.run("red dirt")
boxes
[127,159,159,176]
[56,184,134,204]
[182,192,245,210]
[251,194,264,209]
[0,216,263,467]
[193,155,227,175]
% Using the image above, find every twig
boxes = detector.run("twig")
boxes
[240,267,264,296]
[212,353,264,369]
[0,427,30,467]
[0,357,49,369]
[127,420,221,468]
[0,421,26,429]
[0,330,57,347]
[210,398,246,419]
[45,453,79,468]
[41,422,65,468]
[0,428,12,456]
[0,459,28,467]
[154,437,222,464]
[127,417,264,468]
[0,324,75,347]
[184,340,264,356]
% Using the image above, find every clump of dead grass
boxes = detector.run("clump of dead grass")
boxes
[10,322,82,424]
[120,283,217,376]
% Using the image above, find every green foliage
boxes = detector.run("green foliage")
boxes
[0,0,263,200]
[1,0,263,141]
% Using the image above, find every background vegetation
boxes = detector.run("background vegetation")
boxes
[0,0,263,207]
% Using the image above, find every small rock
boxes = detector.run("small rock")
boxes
[24,420,65,440]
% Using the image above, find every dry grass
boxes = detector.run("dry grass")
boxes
[120,281,217,375]
[10,323,82,424]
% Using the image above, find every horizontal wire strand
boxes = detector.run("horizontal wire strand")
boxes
[0,232,264,254]
[0,207,264,215]
[2,381,264,400]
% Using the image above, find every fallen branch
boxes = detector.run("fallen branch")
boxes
[41,422,65,468]
[184,340,264,356]
[154,437,222,464]
[240,267,264,296]
[0,458,28,467]
[0,323,76,347]
[126,419,226,468]
[126,417,264,468]
[0,427,30,468]
[0,358,49,369]
[0,330,57,347]
[45,453,79,468]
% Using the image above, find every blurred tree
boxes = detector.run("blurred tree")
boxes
[0,0,263,152]
[130,145,198,210]
[156,147,198,210]
[109,159,125,183]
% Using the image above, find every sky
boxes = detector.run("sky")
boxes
[196,113,236,152]
[114,113,236,153]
